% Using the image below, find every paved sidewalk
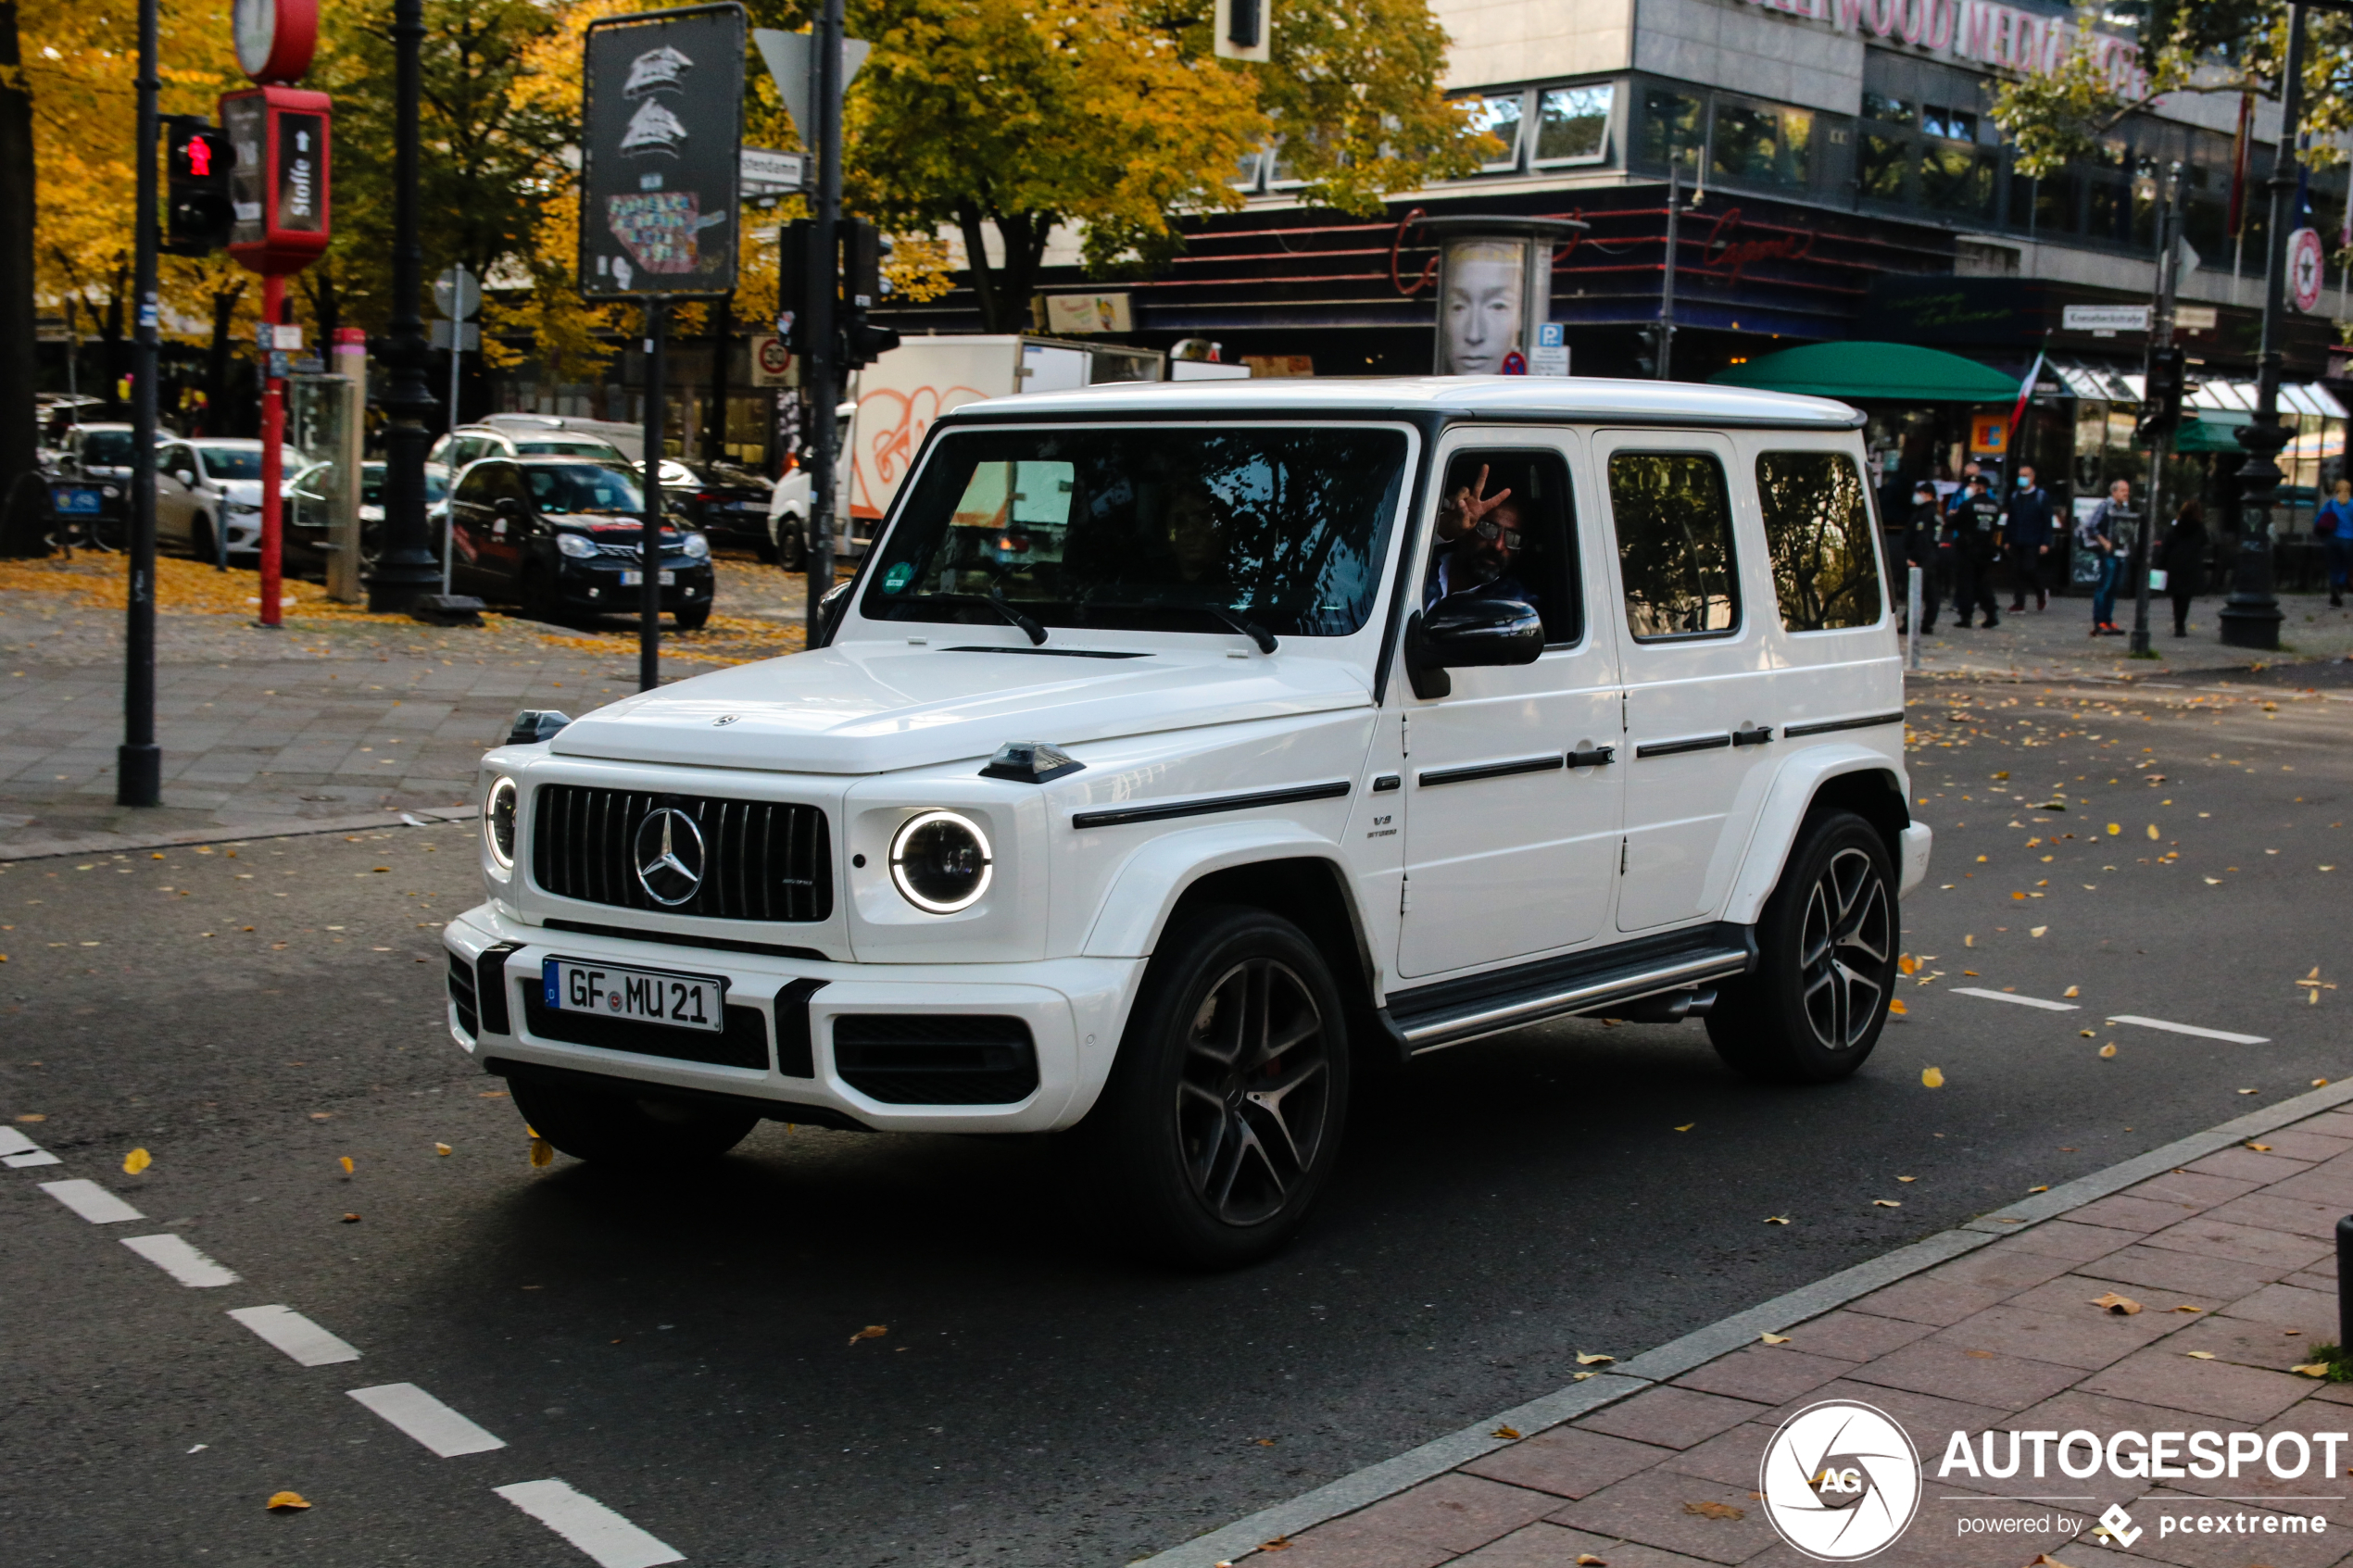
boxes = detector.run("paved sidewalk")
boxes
[1202,1099,2353,1568]
[1908,586,2353,684]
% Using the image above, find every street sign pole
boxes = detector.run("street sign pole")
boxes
[120,0,163,807]
[805,0,845,633]
[640,299,667,692]
[258,273,286,627]
[2129,166,2180,659]
[434,262,476,596]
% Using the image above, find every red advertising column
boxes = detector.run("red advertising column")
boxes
[221,0,330,626]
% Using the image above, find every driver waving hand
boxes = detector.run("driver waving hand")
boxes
[1425,465,1541,615]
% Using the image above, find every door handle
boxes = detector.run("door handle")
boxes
[1567,745,1617,769]
[1733,723,1775,746]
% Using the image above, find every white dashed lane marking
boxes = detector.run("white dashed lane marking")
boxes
[1950,987,2079,1011]
[346,1383,507,1457]
[120,1234,241,1287]
[495,1479,686,1568]
[229,1305,362,1367]
[2106,1014,2271,1045]
[1,1127,61,1168]
[39,1179,145,1223]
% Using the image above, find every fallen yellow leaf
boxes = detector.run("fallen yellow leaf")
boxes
[2091,1292,2142,1314]
[2317,1079,2333,1088]
[1760,1333,1792,1345]
[1898,954,1918,975]
[2080,1029,2097,1037]
[1684,1500,1745,1521]
[122,1148,151,1175]
[2027,1185,2049,1193]
[338,1156,354,1174]
[2238,1088,2259,1096]
[2146,824,2160,840]
[2185,1350,2216,1360]
[1577,1556,1608,1567]
[849,1323,888,1344]
[1492,1425,1523,1440]
[1896,1175,1917,1183]
[1872,1199,1902,1208]
[340,1211,360,1223]
[2171,1305,2201,1313]
[1576,1352,1615,1366]
[528,1137,555,1168]
[1887,998,1907,1016]
[2246,1143,2272,1152]
[2063,985,2080,997]
[434,1143,452,1156]
[2294,1362,2334,1378]
[1572,1370,1597,1380]
[2107,823,2120,836]
[14,1112,44,1123]
[1764,1215,1790,1224]
[1674,1123,1695,1132]
[1964,935,1975,947]
[265,1490,310,1512]
[2099,1044,2118,1059]
[2030,926,2047,937]
[1921,1067,1945,1088]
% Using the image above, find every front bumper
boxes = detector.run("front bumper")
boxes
[556,558,715,612]
[441,903,1143,1134]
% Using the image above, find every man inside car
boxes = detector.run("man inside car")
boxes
[1424,464,1540,616]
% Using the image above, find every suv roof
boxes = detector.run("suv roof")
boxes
[943,375,1864,430]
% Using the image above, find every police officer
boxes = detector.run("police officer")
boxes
[1950,472,2005,629]
[1904,482,1943,633]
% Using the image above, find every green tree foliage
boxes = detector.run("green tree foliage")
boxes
[844,0,1492,331]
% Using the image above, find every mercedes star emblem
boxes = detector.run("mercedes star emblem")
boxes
[633,807,707,906]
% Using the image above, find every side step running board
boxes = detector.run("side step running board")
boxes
[1379,928,1755,1057]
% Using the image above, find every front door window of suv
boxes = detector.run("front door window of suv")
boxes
[1755,450,1884,633]
[1417,450,1582,646]
[1608,451,1741,640]
[861,426,1409,639]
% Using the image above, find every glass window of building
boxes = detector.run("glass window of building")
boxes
[1639,88,1703,170]
[1711,101,1812,190]
[1922,144,1994,220]
[1861,92,1914,128]
[1231,149,1264,191]
[1755,452,1884,633]
[1462,93,1526,171]
[1534,84,1614,165]
[1859,132,1912,203]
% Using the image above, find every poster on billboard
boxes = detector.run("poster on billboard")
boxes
[579,3,746,298]
[1418,216,1583,377]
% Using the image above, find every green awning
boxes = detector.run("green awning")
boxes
[2173,409,2251,454]
[1708,342,2023,404]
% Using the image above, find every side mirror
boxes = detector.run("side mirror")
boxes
[1405,596,1543,699]
[174,469,195,484]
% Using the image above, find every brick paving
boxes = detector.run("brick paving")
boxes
[1229,1106,2353,1568]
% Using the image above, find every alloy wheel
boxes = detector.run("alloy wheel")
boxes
[1797,847,1891,1050]
[1173,957,1332,1227]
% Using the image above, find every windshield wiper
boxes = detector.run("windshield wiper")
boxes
[914,591,1047,646]
[1082,599,1277,654]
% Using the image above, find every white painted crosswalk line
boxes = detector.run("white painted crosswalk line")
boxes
[120,1234,240,1287]
[2106,1014,2270,1045]
[39,1179,145,1224]
[0,1127,43,1158]
[346,1383,506,1457]
[3,1146,62,1168]
[229,1305,362,1366]
[495,1479,685,1568]
[1950,986,2078,1011]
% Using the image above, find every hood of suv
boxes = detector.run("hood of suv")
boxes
[549,642,1373,774]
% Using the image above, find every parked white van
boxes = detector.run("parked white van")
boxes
[446,378,1928,1265]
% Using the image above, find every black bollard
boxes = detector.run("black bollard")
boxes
[2338,1215,2353,1356]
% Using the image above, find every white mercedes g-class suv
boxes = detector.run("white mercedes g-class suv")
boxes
[445,378,1929,1266]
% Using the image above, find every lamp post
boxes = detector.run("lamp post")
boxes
[803,0,844,630]
[119,0,162,807]
[362,0,443,614]
[2219,2,2310,650]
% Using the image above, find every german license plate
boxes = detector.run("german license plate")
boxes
[543,957,723,1033]
[617,569,676,586]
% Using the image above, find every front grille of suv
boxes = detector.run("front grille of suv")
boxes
[532,784,832,922]
[832,1015,1038,1105]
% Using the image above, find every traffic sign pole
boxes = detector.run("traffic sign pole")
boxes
[119,0,163,807]
[258,276,287,627]
[437,263,473,595]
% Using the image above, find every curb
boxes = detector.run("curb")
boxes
[0,805,480,863]
[1135,1073,2353,1568]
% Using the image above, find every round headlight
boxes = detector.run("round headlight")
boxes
[556,533,597,558]
[680,532,711,558]
[888,810,992,913]
[484,777,518,869]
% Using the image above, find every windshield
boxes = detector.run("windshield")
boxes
[80,431,137,466]
[195,445,299,481]
[524,462,644,515]
[859,425,1408,638]
[358,465,446,506]
[514,438,623,458]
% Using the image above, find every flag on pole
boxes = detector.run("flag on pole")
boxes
[2226,92,2254,237]
[2007,348,2046,444]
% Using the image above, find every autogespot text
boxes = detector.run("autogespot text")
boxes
[1938,1428,2350,1481]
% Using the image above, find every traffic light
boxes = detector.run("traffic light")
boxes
[164,116,233,257]
[2137,345,2186,447]
[1632,324,1662,379]
[839,218,899,370]
[775,219,812,353]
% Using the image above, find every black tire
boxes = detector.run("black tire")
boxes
[520,563,565,624]
[776,519,807,572]
[673,604,711,631]
[510,1077,759,1168]
[1080,905,1350,1268]
[1708,810,1898,1084]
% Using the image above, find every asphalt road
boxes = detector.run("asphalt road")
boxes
[4,672,2349,1567]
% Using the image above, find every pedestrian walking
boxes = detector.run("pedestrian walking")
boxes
[2079,478,2131,636]
[1902,481,1942,633]
[2317,479,2353,608]
[2158,497,2207,636]
[1951,472,2004,628]
[2005,462,2055,611]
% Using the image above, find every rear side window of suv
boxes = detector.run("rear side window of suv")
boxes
[1755,450,1883,632]
[1607,451,1739,640]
